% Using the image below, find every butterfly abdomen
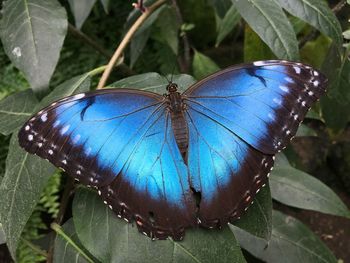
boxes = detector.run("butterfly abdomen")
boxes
[167,89,189,160]
[170,110,188,160]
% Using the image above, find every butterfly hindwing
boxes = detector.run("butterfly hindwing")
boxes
[184,60,327,225]
[18,89,196,240]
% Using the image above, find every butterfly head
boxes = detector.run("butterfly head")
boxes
[166,82,178,93]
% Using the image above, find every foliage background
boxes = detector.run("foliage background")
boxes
[0,0,349,262]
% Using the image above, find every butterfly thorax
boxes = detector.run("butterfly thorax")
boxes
[167,83,189,161]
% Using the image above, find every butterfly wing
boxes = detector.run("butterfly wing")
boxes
[18,89,196,240]
[183,60,327,226]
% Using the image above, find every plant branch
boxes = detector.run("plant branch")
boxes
[332,0,347,14]
[97,0,167,89]
[299,0,347,49]
[171,0,191,73]
[68,23,111,58]
[21,237,48,258]
[51,223,95,263]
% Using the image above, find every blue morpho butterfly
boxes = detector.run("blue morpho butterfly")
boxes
[18,60,327,240]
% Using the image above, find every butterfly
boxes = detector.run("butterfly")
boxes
[18,60,327,240]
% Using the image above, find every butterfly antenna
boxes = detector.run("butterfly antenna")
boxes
[170,62,177,83]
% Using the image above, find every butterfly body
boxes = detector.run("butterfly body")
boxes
[18,60,327,240]
[166,83,189,160]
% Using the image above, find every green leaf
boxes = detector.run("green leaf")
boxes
[73,188,246,263]
[276,0,343,50]
[0,70,96,259]
[306,109,324,122]
[232,210,337,263]
[100,0,110,13]
[192,50,220,79]
[300,35,332,68]
[110,73,196,94]
[0,90,38,136]
[0,0,68,94]
[232,0,299,60]
[344,29,350,40]
[208,0,232,18]
[37,73,92,110]
[68,0,97,30]
[295,124,317,137]
[289,15,307,34]
[270,162,350,218]
[321,47,350,132]
[53,220,94,263]
[215,5,241,46]
[155,6,179,55]
[243,25,276,62]
[0,134,56,259]
[233,185,272,240]
[130,6,165,67]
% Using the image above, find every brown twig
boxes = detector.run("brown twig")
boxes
[97,0,167,89]
[68,23,112,58]
[332,0,347,14]
[299,0,347,49]
[171,0,191,73]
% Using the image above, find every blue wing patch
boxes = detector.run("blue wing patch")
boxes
[184,60,327,154]
[186,106,274,227]
[18,89,196,240]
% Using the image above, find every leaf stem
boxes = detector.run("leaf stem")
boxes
[88,65,108,77]
[51,223,94,263]
[97,0,167,89]
[20,237,48,258]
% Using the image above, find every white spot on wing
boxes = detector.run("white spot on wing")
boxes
[61,125,70,135]
[73,134,81,144]
[293,66,301,74]
[279,86,289,92]
[25,125,30,131]
[53,120,60,127]
[41,113,48,122]
[73,94,85,100]
[253,61,265,66]
[28,134,33,141]
[48,149,53,155]
[273,98,282,105]
[285,77,294,83]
